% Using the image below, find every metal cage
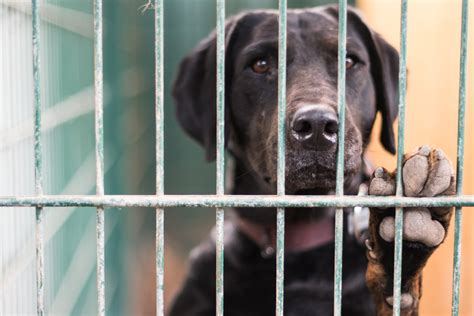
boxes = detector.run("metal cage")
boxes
[0,0,472,315]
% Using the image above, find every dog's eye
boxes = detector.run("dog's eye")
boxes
[252,58,270,74]
[345,55,358,69]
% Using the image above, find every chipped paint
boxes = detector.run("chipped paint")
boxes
[0,195,472,209]
[452,1,469,315]
[154,1,165,315]
[32,0,44,314]
[276,1,287,315]
[334,2,347,315]
[215,1,226,315]
[94,0,105,314]
[393,1,408,315]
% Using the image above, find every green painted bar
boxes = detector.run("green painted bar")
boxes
[452,1,469,315]
[276,0,287,315]
[393,0,408,315]
[154,0,165,315]
[0,195,472,208]
[334,2,347,315]
[216,0,226,315]
[93,0,105,314]
[276,207,285,316]
[32,1,44,314]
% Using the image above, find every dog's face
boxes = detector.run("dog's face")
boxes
[174,6,399,197]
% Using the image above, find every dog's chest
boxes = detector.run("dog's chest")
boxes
[220,230,374,316]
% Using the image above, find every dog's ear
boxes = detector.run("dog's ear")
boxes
[366,31,399,155]
[324,6,399,154]
[172,17,240,161]
[347,8,399,154]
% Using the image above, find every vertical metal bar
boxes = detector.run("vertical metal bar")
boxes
[93,0,105,315]
[334,2,347,315]
[276,0,287,315]
[393,1,408,315]
[154,0,165,315]
[32,0,44,314]
[451,1,469,315]
[216,0,225,315]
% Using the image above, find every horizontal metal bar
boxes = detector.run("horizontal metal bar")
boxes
[1,195,472,208]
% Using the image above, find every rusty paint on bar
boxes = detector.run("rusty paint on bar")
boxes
[0,195,472,209]
[276,0,287,315]
[94,0,105,314]
[32,0,44,314]
[154,0,165,315]
[393,0,408,315]
[334,2,347,315]
[452,0,469,315]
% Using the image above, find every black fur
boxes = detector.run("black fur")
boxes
[170,5,399,315]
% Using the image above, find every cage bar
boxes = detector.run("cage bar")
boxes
[334,2,347,315]
[1,195,473,209]
[215,0,226,315]
[32,0,44,314]
[93,0,105,314]
[452,0,469,315]
[154,0,165,315]
[276,0,287,315]
[393,0,408,315]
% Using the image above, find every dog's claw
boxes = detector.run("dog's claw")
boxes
[369,167,396,196]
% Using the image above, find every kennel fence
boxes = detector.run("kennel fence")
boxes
[0,0,473,316]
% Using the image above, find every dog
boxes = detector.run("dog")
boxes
[169,5,455,316]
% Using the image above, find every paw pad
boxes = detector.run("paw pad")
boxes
[402,146,453,197]
[386,293,414,310]
[379,208,445,247]
[369,167,396,196]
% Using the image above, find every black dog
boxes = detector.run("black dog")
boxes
[170,6,454,316]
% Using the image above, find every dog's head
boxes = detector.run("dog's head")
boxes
[173,6,398,199]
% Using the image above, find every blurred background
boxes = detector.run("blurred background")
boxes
[0,0,472,315]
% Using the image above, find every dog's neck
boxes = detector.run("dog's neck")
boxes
[236,216,335,255]
[229,158,336,254]
[229,156,375,255]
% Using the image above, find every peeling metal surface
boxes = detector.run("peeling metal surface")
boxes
[276,207,285,316]
[452,1,469,315]
[32,0,44,314]
[0,195,472,209]
[154,1,165,315]
[276,1,287,315]
[94,0,105,314]
[334,2,347,315]
[393,1,408,314]
[215,208,224,316]
[215,0,226,315]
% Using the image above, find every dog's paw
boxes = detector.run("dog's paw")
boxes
[369,145,455,248]
[365,146,455,315]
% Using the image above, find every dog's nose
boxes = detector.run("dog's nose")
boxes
[290,105,338,150]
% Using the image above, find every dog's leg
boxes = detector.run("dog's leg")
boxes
[366,145,455,316]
